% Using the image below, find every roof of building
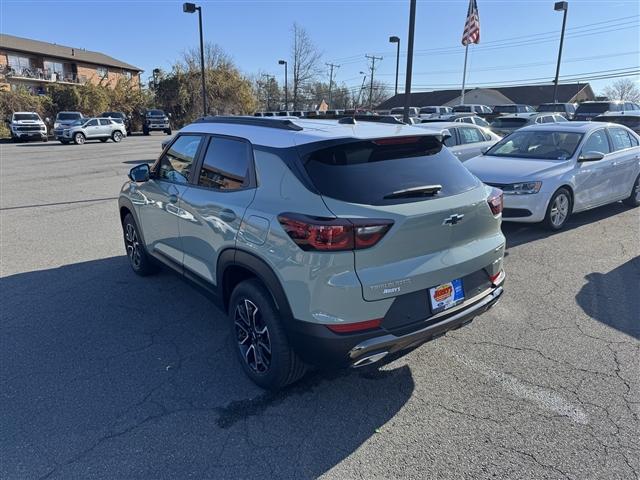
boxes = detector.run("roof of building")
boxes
[180,116,439,148]
[377,83,593,110]
[0,33,142,72]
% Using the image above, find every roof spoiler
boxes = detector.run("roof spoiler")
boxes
[195,116,303,131]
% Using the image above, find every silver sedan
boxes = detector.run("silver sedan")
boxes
[414,121,501,161]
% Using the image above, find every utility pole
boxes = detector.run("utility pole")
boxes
[356,71,367,108]
[403,0,417,123]
[261,74,274,111]
[365,54,383,110]
[326,62,340,108]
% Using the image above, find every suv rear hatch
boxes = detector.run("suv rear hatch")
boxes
[297,134,504,302]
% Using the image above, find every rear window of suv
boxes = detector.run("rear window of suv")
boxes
[576,103,619,114]
[300,136,479,205]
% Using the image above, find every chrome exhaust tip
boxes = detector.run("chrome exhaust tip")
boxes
[351,351,389,368]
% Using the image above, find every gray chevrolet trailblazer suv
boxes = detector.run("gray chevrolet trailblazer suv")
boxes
[119,116,506,390]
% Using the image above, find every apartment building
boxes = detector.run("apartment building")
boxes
[0,33,142,93]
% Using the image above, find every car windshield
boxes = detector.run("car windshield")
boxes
[420,107,437,114]
[56,113,81,121]
[538,104,563,112]
[301,135,478,205]
[576,103,614,114]
[494,105,518,114]
[147,110,165,116]
[491,118,528,128]
[486,131,583,160]
[14,113,40,121]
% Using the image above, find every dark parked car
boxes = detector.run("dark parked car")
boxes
[573,101,640,121]
[537,103,577,120]
[100,111,131,134]
[592,112,640,135]
[143,109,172,135]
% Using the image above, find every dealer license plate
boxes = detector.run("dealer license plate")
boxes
[429,279,464,314]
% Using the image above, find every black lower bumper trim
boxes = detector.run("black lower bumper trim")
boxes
[503,208,532,218]
[284,284,504,368]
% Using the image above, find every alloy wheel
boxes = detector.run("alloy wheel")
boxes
[113,132,122,142]
[234,298,271,374]
[550,193,569,227]
[124,223,141,269]
[75,133,85,145]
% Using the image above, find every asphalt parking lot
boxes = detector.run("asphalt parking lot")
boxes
[1,135,639,480]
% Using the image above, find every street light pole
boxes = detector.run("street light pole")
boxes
[389,36,400,96]
[278,60,288,110]
[553,1,568,103]
[183,3,207,116]
[403,0,417,124]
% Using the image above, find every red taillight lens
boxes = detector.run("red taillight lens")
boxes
[487,187,503,215]
[278,214,393,252]
[326,318,382,333]
[489,270,505,286]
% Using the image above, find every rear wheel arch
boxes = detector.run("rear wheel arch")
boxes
[217,249,293,321]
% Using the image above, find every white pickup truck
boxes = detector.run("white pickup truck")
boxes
[8,112,48,142]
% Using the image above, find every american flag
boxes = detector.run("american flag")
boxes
[462,0,480,46]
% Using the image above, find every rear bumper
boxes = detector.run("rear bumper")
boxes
[285,281,504,369]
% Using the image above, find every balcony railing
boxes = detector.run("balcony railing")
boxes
[1,65,86,85]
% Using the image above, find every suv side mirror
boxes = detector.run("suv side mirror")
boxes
[129,164,150,182]
[578,151,605,162]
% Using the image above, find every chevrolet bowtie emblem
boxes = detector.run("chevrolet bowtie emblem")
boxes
[443,214,464,225]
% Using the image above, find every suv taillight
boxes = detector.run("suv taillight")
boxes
[487,188,503,215]
[278,213,393,251]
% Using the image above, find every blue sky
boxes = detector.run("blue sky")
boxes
[2,0,639,96]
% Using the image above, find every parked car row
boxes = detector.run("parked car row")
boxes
[121,113,639,390]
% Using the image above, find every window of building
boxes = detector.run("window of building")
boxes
[96,66,108,79]
[198,137,252,190]
[7,55,32,73]
[123,70,132,80]
[44,60,64,77]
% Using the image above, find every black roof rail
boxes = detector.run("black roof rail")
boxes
[195,116,303,131]
[319,114,405,125]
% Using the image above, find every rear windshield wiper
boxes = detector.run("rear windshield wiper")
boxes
[383,184,442,199]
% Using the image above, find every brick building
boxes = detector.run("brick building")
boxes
[0,33,142,94]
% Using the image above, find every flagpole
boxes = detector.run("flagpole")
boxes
[461,44,469,105]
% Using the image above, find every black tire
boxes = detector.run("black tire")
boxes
[43,136,49,142]
[229,279,306,390]
[623,174,640,207]
[73,132,85,145]
[543,187,572,231]
[122,214,157,276]
[143,127,149,136]
[100,138,108,143]
[60,139,69,145]
[165,129,172,135]
[112,131,123,143]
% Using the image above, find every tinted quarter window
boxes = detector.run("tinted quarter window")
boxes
[582,130,611,155]
[157,135,203,184]
[301,136,479,205]
[198,137,252,190]
[609,127,633,151]
[458,126,484,144]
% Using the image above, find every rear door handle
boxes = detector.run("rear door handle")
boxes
[219,209,236,222]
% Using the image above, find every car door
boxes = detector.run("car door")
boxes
[83,119,101,138]
[98,118,112,137]
[455,125,489,161]
[179,135,257,284]
[136,134,205,266]
[607,127,639,199]
[573,128,614,209]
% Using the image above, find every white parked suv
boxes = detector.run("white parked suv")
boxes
[8,112,48,142]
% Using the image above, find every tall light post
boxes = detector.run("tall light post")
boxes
[553,1,568,103]
[389,36,400,96]
[183,2,207,116]
[278,60,288,110]
[403,0,417,123]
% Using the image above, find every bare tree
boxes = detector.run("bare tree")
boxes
[178,42,232,72]
[291,23,322,109]
[602,78,640,103]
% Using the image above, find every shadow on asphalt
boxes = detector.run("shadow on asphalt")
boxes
[1,256,414,478]
[502,201,632,249]
[575,256,640,339]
